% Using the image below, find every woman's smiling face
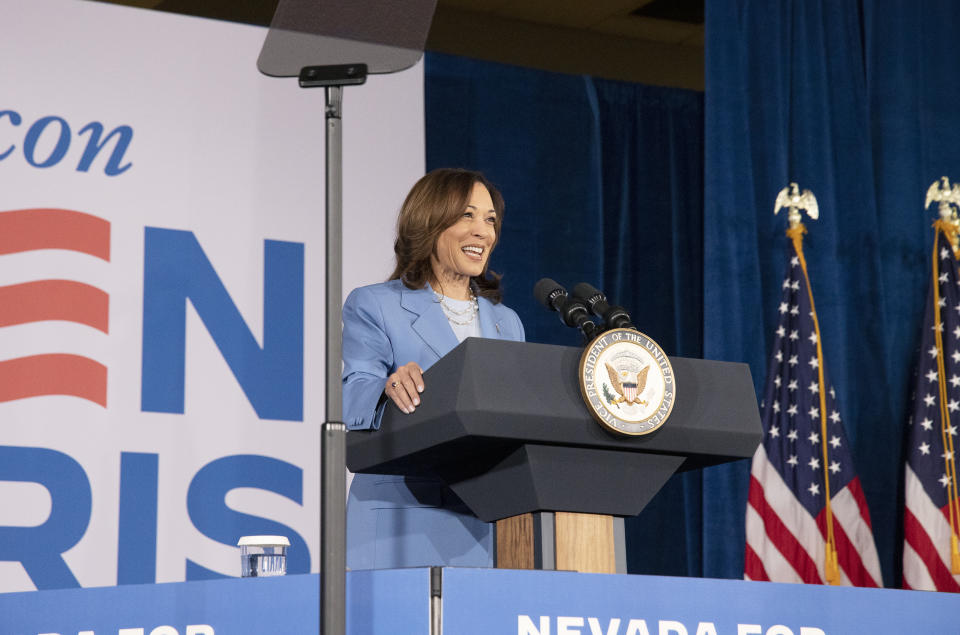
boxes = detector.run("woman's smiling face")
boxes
[431,181,497,284]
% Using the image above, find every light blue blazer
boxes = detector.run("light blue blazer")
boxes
[342,279,525,570]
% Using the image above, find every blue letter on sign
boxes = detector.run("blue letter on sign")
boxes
[141,228,304,421]
[0,110,22,161]
[117,452,158,585]
[185,455,309,579]
[0,446,91,589]
[76,121,134,176]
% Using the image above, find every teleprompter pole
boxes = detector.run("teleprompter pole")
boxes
[321,83,346,635]
[258,0,434,625]
[296,63,365,635]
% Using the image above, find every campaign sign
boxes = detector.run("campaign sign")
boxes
[0,569,430,635]
[441,568,960,634]
[0,0,424,592]
[1,568,956,634]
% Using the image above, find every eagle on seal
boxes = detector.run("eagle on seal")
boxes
[605,362,649,407]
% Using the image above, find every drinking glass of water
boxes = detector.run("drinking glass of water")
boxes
[238,535,290,577]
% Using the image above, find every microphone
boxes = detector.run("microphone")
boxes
[533,278,600,342]
[533,277,567,312]
[571,282,635,331]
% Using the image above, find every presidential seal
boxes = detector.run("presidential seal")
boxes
[578,328,676,436]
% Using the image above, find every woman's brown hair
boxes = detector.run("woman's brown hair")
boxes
[389,168,505,303]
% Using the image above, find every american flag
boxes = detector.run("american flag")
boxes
[744,225,882,586]
[903,222,960,591]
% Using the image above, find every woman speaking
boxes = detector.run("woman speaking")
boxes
[342,168,525,570]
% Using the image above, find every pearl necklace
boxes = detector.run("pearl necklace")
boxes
[434,289,479,326]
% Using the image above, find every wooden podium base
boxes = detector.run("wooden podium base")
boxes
[495,511,618,573]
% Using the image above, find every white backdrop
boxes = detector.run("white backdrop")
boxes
[0,0,423,591]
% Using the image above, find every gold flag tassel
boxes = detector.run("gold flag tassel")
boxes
[952,535,960,575]
[930,218,960,574]
[786,223,841,585]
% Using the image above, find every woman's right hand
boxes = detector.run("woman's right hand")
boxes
[385,362,424,414]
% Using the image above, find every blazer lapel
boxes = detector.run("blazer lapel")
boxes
[402,284,459,359]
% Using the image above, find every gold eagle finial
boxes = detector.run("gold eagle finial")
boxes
[774,182,819,229]
[926,177,960,251]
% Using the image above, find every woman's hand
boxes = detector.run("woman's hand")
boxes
[385,362,424,414]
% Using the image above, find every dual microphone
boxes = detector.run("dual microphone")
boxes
[533,279,635,343]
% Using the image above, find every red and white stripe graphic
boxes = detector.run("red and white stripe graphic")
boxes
[0,208,110,406]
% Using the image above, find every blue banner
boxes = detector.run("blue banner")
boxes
[441,568,959,634]
[0,569,429,635]
[2,568,956,634]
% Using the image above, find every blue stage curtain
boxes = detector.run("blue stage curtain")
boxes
[425,52,707,576]
[706,0,960,585]
[427,0,960,584]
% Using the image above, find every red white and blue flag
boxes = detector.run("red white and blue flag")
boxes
[902,222,960,591]
[744,225,882,586]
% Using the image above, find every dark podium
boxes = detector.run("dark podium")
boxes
[346,338,761,573]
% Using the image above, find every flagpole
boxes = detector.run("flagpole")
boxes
[773,184,841,585]
[750,183,881,587]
